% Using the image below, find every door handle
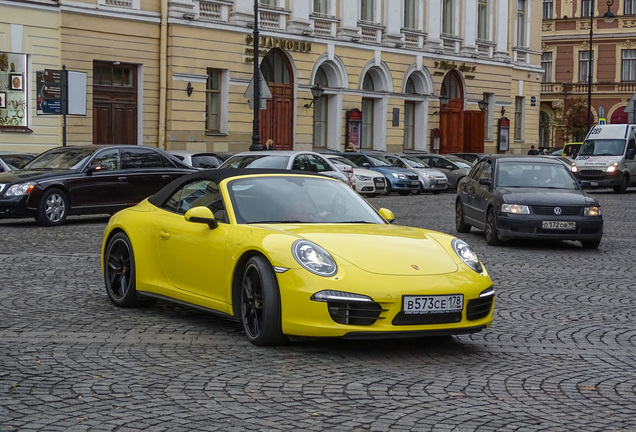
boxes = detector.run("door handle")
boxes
[159,229,170,241]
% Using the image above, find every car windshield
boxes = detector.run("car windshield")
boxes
[192,154,221,168]
[220,155,290,169]
[330,156,360,167]
[227,176,386,224]
[579,139,625,156]
[443,156,472,169]
[24,147,94,170]
[496,163,579,190]
[401,156,429,168]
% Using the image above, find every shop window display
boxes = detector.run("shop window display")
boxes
[0,52,28,129]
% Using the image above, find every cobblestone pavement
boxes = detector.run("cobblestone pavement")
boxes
[1,189,635,432]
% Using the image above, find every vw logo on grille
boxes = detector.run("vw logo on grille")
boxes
[553,207,562,215]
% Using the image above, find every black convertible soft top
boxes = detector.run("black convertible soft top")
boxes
[147,168,323,206]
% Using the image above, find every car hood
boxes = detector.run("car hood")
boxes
[575,155,622,167]
[352,168,382,178]
[499,188,597,205]
[261,224,459,275]
[371,166,415,176]
[0,168,78,185]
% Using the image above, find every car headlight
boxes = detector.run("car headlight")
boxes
[5,183,35,197]
[391,173,408,180]
[571,166,579,173]
[355,174,372,181]
[606,163,618,173]
[501,204,530,214]
[292,240,337,277]
[452,238,483,273]
[584,206,601,216]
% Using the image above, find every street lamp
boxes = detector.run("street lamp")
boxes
[249,0,262,151]
[586,0,616,132]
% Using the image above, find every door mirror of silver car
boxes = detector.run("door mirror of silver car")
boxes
[185,206,218,230]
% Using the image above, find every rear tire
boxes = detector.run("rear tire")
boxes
[455,200,471,233]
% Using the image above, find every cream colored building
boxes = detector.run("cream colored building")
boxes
[0,0,543,155]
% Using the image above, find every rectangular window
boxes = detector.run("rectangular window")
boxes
[313,0,328,14]
[514,97,524,141]
[259,0,276,6]
[541,52,553,82]
[403,102,415,150]
[477,0,488,40]
[361,98,374,149]
[442,0,454,35]
[579,50,592,82]
[313,96,327,148]
[582,0,592,17]
[543,0,553,19]
[0,52,29,129]
[626,0,636,14]
[622,49,636,81]
[516,0,527,47]
[404,0,417,30]
[360,0,374,21]
[206,68,221,132]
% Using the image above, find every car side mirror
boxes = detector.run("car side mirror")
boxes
[627,149,635,160]
[580,180,592,189]
[185,206,218,229]
[446,164,455,170]
[85,163,103,176]
[378,208,395,223]
[479,178,492,187]
[362,162,371,168]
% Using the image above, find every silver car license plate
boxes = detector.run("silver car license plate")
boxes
[403,294,463,314]
[542,221,576,230]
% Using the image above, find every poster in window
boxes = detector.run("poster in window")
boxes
[497,117,510,152]
[0,92,5,109]
[346,108,362,150]
[9,73,23,91]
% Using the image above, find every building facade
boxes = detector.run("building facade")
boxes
[541,0,635,149]
[1,0,543,156]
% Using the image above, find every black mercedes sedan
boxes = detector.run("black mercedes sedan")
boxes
[455,155,603,249]
[0,145,196,226]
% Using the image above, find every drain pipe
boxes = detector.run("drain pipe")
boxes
[158,0,168,150]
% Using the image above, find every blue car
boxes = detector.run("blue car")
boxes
[338,153,420,195]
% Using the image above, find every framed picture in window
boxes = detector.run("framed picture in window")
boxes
[9,73,23,91]
[0,91,6,108]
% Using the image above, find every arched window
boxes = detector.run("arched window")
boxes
[261,49,291,84]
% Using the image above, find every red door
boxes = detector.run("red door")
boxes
[260,83,294,150]
[440,99,464,153]
[463,110,485,152]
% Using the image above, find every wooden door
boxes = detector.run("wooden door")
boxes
[463,111,485,152]
[440,99,464,153]
[259,83,294,150]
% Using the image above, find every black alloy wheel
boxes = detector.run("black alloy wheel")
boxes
[240,256,286,346]
[36,188,68,227]
[455,199,471,233]
[104,232,140,307]
[485,208,503,246]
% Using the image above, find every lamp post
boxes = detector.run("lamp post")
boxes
[249,0,262,151]
[586,0,616,133]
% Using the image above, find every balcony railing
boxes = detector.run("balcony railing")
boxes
[358,21,383,44]
[541,82,636,94]
[311,14,338,38]
[402,29,426,49]
[441,34,461,54]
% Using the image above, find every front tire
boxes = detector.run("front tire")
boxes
[581,239,601,249]
[613,175,628,193]
[35,188,68,227]
[485,208,503,246]
[104,232,140,307]
[455,199,471,233]
[240,255,287,346]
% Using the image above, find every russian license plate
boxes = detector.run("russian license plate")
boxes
[403,294,463,314]
[411,181,420,186]
[437,179,447,184]
[542,221,576,230]
[591,182,599,187]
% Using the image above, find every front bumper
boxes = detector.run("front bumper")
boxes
[496,213,603,242]
[575,169,623,187]
[0,195,34,219]
[276,264,494,338]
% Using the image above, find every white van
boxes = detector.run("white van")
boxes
[572,124,636,193]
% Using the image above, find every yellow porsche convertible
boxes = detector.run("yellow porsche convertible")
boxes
[102,169,494,346]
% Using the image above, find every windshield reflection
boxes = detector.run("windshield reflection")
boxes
[25,148,94,170]
[579,139,625,157]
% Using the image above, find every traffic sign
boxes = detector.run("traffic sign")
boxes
[599,118,606,125]
[244,70,272,99]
